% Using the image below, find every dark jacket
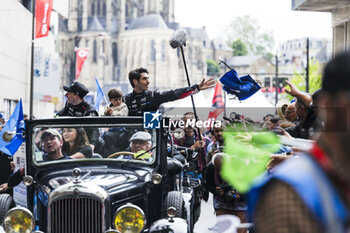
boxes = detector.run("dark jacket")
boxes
[123,85,199,116]
[286,111,321,139]
[0,153,12,185]
[56,100,98,117]
[56,100,99,144]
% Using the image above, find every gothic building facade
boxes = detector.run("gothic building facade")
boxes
[58,0,231,103]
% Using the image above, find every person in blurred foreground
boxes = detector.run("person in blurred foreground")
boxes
[249,52,350,233]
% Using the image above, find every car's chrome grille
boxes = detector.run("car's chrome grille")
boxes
[49,197,104,233]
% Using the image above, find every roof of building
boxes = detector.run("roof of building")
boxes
[166,22,181,31]
[184,27,211,48]
[212,38,231,51]
[128,14,168,30]
[88,16,105,31]
[227,55,264,67]
[59,18,68,32]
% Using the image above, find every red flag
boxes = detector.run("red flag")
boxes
[35,0,53,38]
[207,82,225,123]
[75,49,89,80]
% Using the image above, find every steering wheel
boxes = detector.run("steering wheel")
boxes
[107,151,134,159]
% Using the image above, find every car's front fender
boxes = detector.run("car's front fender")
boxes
[149,217,188,233]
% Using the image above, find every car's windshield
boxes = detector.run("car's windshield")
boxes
[32,123,156,165]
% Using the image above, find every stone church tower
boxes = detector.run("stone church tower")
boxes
[58,0,177,96]
[57,0,230,106]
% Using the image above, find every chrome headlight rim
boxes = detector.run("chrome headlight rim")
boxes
[3,206,34,233]
[151,173,162,185]
[113,203,146,233]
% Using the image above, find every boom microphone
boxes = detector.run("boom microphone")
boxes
[169,29,187,49]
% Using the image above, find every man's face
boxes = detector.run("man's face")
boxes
[131,139,151,153]
[65,92,79,104]
[42,135,62,155]
[285,104,297,122]
[134,73,150,91]
[183,113,195,136]
[213,126,224,143]
[295,99,307,122]
[269,121,278,130]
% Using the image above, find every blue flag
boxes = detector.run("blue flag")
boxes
[94,78,106,111]
[0,99,25,156]
[220,69,261,100]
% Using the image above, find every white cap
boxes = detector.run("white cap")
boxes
[130,131,151,142]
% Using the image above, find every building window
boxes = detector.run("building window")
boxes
[97,0,101,15]
[4,99,18,119]
[102,2,106,16]
[150,40,156,62]
[203,40,206,47]
[102,40,105,54]
[112,0,118,16]
[91,1,95,15]
[264,77,270,87]
[93,40,97,62]
[112,42,118,65]
[161,41,165,61]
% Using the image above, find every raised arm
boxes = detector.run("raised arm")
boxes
[285,81,312,107]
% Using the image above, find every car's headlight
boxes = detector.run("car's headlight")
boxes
[114,203,145,233]
[3,207,34,233]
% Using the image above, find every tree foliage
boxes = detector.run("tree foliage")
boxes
[285,59,322,101]
[227,15,275,59]
[206,59,220,76]
[231,39,248,56]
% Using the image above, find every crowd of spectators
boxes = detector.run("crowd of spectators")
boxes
[0,56,343,233]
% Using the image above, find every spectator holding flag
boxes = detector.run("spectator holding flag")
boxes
[104,88,128,116]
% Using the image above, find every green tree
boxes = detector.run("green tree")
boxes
[227,15,274,59]
[285,59,322,101]
[231,39,248,56]
[206,59,220,76]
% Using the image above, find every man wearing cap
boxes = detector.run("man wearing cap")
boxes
[284,103,298,123]
[1,129,70,192]
[57,82,98,117]
[129,131,153,160]
[41,129,70,161]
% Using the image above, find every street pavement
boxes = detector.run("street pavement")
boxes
[194,193,217,233]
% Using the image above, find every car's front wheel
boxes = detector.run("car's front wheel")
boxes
[164,191,184,218]
[0,194,15,224]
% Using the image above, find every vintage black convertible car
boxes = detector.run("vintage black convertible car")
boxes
[0,117,194,233]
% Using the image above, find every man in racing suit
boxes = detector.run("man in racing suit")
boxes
[56,82,98,117]
[56,82,99,144]
[123,67,215,116]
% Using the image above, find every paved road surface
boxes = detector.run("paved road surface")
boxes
[194,194,217,233]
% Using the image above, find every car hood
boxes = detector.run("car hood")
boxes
[35,165,152,195]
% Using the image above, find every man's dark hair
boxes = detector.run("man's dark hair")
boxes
[311,89,322,109]
[296,97,310,110]
[323,52,350,95]
[128,67,149,88]
[270,117,280,124]
[263,114,274,121]
[107,88,122,99]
